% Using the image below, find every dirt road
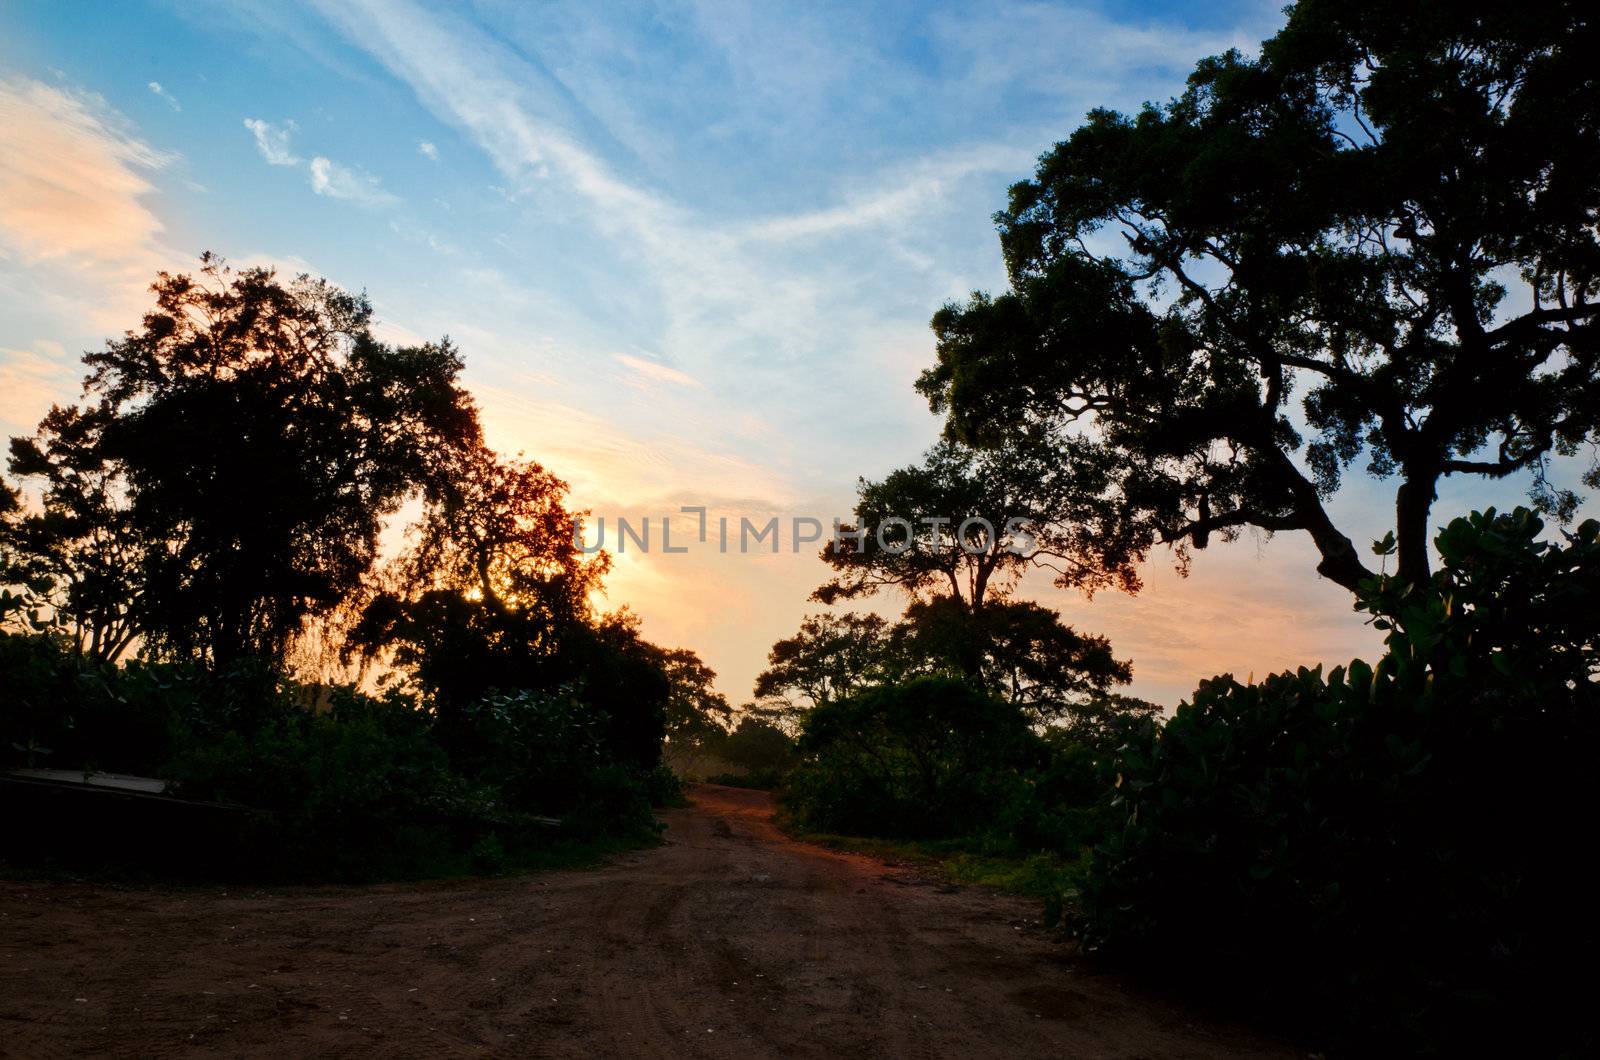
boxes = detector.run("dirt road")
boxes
[1,785,1293,1058]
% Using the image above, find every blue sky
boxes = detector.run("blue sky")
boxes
[4,0,1564,704]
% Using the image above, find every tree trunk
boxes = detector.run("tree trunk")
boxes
[1395,473,1437,588]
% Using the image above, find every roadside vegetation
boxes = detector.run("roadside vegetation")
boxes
[0,258,704,881]
[1,1,1596,1054]
[744,3,1600,1054]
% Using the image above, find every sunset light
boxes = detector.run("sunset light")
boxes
[4,3,1596,1055]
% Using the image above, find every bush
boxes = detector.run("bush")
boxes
[164,685,466,879]
[1,643,667,880]
[1080,510,1600,1053]
[999,727,1117,852]
[786,676,1038,838]
[716,717,796,775]
[557,763,658,839]
[641,762,687,807]
[706,768,786,790]
[439,686,606,814]
[1,632,120,771]
[784,673,1135,861]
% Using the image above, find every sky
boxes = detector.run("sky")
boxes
[0,0,1572,706]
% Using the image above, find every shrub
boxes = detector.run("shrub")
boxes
[0,631,117,770]
[1,641,666,880]
[641,762,688,807]
[1080,510,1600,1053]
[714,717,797,775]
[0,637,285,777]
[440,686,606,813]
[164,685,466,879]
[1000,727,1118,852]
[557,763,658,839]
[786,676,1037,838]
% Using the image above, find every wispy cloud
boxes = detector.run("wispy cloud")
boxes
[0,341,76,434]
[0,76,179,328]
[243,117,397,208]
[417,139,438,161]
[741,146,1034,243]
[213,0,1337,703]
[0,77,170,264]
[928,2,1264,105]
[615,352,702,389]
[243,117,299,165]
[309,155,398,207]
[296,0,992,404]
[147,80,182,112]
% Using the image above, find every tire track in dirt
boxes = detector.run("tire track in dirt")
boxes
[1,785,1296,1058]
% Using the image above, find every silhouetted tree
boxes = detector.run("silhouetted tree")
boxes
[817,438,1137,619]
[757,600,1138,729]
[893,597,1134,722]
[654,644,733,743]
[813,438,1133,683]
[714,716,796,774]
[5,254,479,664]
[919,0,1600,592]
[402,445,602,626]
[0,479,53,630]
[348,442,606,709]
[347,443,671,769]
[5,408,146,660]
[577,610,670,773]
[753,612,893,709]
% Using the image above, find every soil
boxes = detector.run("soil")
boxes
[0,784,1296,1058]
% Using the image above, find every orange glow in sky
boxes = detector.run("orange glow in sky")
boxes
[2,5,1564,707]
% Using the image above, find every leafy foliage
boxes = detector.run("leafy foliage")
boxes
[4,255,480,664]
[892,596,1134,722]
[919,0,1600,593]
[753,611,893,709]
[1080,509,1599,1052]
[343,438,680,779]
[655,644,733,744]
[786,677,1037,839]
[0,633,661,879]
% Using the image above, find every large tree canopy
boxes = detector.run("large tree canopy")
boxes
[754,612,893,709]
[346,441,606,707]
[5,255,480,663]
[816,436,1136,610]
[757,601,1137,727]
[893,596,1131,723]
[344,441,685,770]
[918,0,1600,592]
[652,643,733,744]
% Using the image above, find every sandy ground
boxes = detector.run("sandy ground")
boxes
[0,785,1296,1058]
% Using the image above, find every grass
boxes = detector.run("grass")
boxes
[703,770,783,790]
[779,819,1090,925]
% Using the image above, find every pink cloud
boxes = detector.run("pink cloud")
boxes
[0,77,169,267]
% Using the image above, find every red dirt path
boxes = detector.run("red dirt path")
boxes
[0,784,1294,1058]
